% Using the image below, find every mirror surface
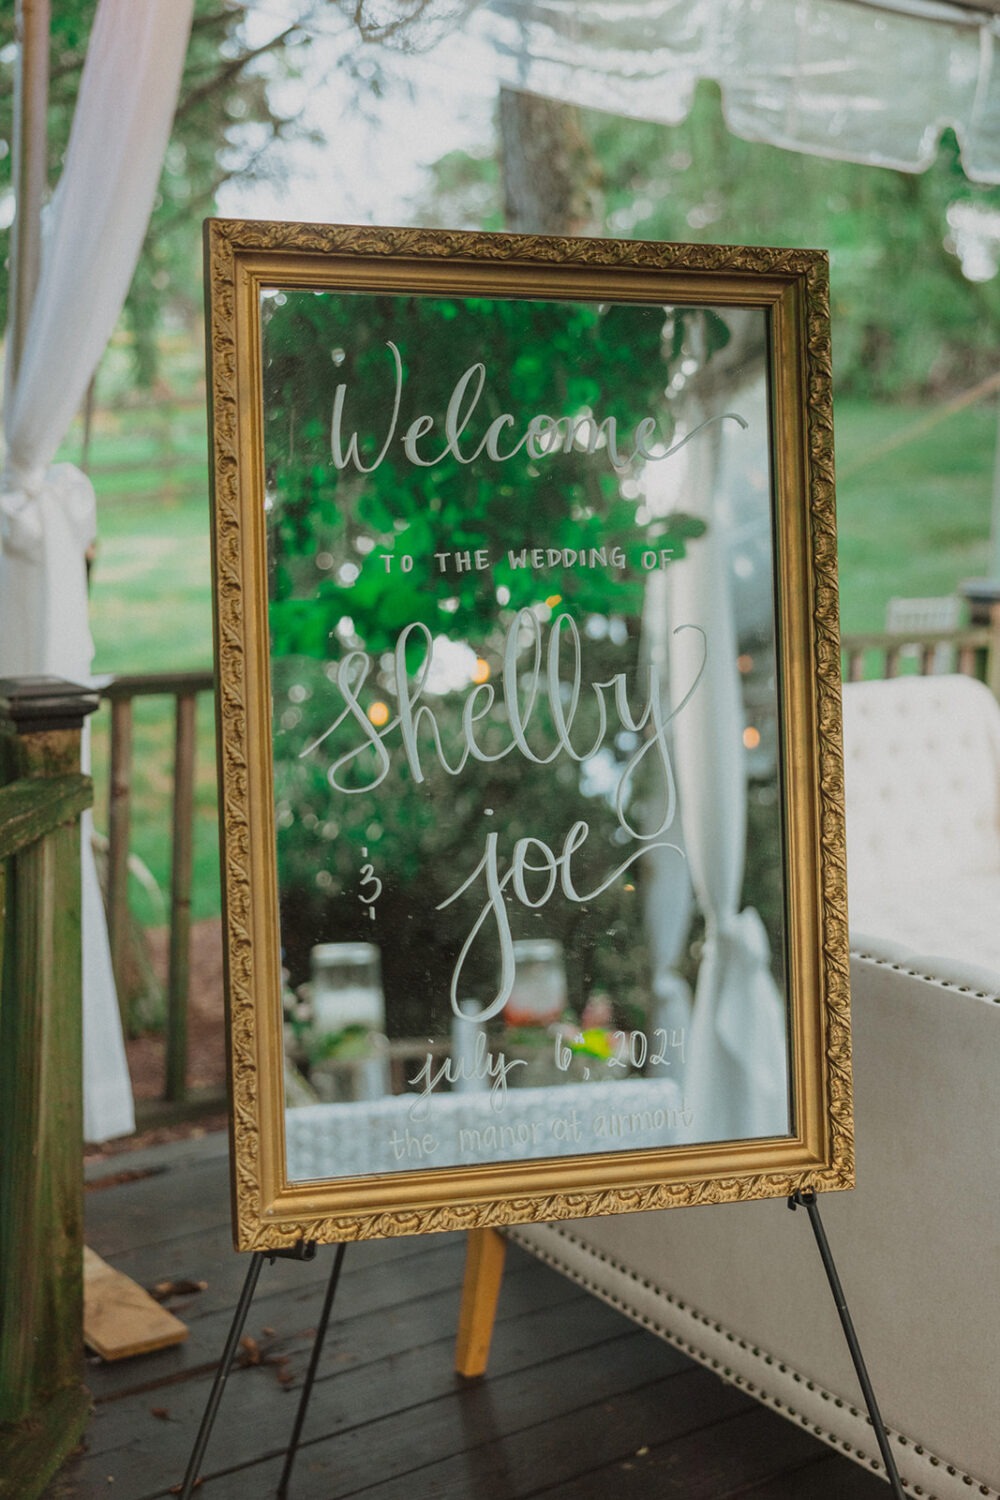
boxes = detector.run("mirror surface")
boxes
[260,288,791,1184]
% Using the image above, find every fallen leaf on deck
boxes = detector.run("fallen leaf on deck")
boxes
[149,1278,208,1302]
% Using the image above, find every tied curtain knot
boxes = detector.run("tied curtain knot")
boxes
[0,463,97,681]
[0,463,48,557]
[708,906,772,974]
[0,461,97,562]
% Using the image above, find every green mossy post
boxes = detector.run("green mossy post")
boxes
[0,677,99,1500]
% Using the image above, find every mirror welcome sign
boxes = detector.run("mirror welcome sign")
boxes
[204,221,853,1251]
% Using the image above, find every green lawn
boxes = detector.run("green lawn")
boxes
[834,397,995,631]
[78,401,219,925]
[73,393,998,926]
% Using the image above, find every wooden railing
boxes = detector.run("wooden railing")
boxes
[98,669,215,1107]
[840,608,1000,696]
[0,678,97,1500]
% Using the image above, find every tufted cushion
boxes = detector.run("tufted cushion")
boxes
[842,674,1000,976]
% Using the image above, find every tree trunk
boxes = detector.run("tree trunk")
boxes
[498,87,602,236]
[9,0,50,381]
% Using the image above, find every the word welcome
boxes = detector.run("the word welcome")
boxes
[331,341,747,476]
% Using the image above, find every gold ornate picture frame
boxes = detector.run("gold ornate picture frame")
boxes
[204,219,852,1252]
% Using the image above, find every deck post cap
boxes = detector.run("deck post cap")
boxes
[0,675,100,733]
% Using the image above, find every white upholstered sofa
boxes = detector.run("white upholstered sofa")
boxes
[510,675,1000,1498]
[842,673,1000,982]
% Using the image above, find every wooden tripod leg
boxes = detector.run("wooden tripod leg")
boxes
[455,1227,507,1378]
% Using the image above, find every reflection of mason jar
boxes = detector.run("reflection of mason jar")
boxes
[310,942,385,1034]
[504,939,567,1026]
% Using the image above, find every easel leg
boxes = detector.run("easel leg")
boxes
[455,1227,506,1378]
[277,1242,347,1500]
[177,1250,267,1500]
[790,1191,906,1499]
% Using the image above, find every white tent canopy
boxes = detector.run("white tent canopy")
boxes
[335,0,1000,183]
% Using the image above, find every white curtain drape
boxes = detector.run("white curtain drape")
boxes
[0,0,195,1141]
[664,374,789,1143]
[639,569,694,1083]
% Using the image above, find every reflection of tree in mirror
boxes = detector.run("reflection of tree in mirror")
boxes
[264,292,729,1039]
[264,293,715,653]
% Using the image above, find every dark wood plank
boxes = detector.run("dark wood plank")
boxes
[86,1215,463,1316]
[106,693,133,1018]
[79,1244,586,1417]
[78,1233,474,1399]
[83,1156,233,1257]
[732,1450,892,1497]
[165,690,197,1103]
[0,861,6,1015]
[45,1140,891,1500]
[0,819,85,1424]
[308,1365,752,1500]
[84,1129,230,1181]
[531,1404,866,1499]
[102,670,215,698]
[166,1330,690,1499]
[1,715,89,1500]
[54,1283,658,1495]
[0,774,92,859]
[87,1227,539,1344]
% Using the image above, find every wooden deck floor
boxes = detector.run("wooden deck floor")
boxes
[46,1133,890,1500]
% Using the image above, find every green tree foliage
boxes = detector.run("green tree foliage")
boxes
[418,82,1000,400]
[265,291,708,654]
[0,1,314,385]
[592,87,1000,400]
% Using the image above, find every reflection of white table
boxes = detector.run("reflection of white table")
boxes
[285,1078,685,1182]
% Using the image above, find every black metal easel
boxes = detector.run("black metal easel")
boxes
[177,1239,346,1500]
[789,1190,906,1499]
[179,1192,906,1499]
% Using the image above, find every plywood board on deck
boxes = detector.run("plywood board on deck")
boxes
[83,1246,188,1361]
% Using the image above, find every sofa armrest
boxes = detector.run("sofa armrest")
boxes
[510,953,1000,1499]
